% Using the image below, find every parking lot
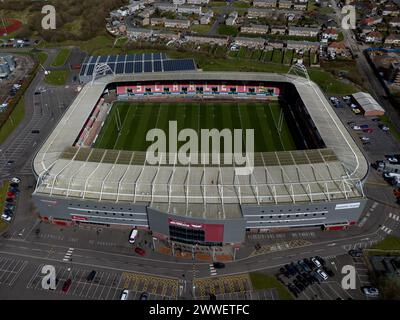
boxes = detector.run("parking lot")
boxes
[26,264,124,300]
[120,272,178,300]
[194,274,251,298]
[0,257,28,287]
[277,253,371,300]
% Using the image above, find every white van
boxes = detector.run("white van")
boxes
[129,229,138,244]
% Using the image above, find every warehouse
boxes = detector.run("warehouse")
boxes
[351,92,385,117]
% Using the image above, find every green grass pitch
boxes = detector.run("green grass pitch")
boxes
[93,101,297,153]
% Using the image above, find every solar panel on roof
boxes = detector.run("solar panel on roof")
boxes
[82,56,90,64]
[107,63,116,72]
[89,56,98,64]
[153,53,161,60]
[144,53,152,61]
[161,53,167,60]
[117,55,126,62]
[116,63,125,74]
[86,64,95,76]
[98,56,108,63]
[125,62,134,73]
[134,54,143,62]
[153,60,162,72]
[144,61,152,72]
[79,64,87,76]
[126,54,135,61]
[134,62,143,73]
[108,55,117,63]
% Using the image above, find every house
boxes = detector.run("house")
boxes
[278,0,293,9]
[226,11,238,26]
[164,19,191,29]
[361,16,383,26]
[322,28,339,40]
[385,33,400,46]
[187,0,209,4]
[241,24,269,34]
[150,17,165,26]
[200,12,213,24]
[359,25,376,34]
[178,4,202,14]
[247,8,272,18]
[253,0,277,7]
[185,34,228,45]
[382,4,400,16]
[154,2,177,12]
[288,26,320,37]
[286,40,320,50]
[138,7,155,18]
[327,41,347,55]
[270,25,287,35]
[389,17,400,27]
[173,0,186,4]
[234,37,266,48]
[293,1,307,10]
[365,31,383,43]
[267,39,285,48]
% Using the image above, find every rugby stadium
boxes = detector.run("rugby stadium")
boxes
[32,54,369,246]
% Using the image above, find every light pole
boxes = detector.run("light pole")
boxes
[152,236,157,251]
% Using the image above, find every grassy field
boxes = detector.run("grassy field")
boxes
[372,236,400,251]
[249,272,294,300]
[44,70,69,85]
[50,48,71,67]
[37,51,48,65]
[0,181,10,234]
[94,101,296,153]
[0,98,25,144]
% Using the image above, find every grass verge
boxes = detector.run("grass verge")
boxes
[44,70,69,86]
[379,115,400,141]
[249,272,294,300]
[50,48,71,67]
[0,98,25,144]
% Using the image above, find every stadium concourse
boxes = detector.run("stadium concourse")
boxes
[31,67,369,247]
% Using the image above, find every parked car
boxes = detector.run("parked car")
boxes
[134,247,146,256]
[347,121,356,126]
[287,284,299,297]
[352,125,362,130]
[213,262,225,269]
[62,279,72,293]
[316,269,329,281]
[10,177,21,184]
[363,128,373,133]
[378,124,390,131]
[362,286,379,297]
[86,270,96,282]
[360,136,370,142]
[371,117,380,122]
[128,229,138,244]
[139,292,149,300]
[310,271,321,284]
[323,267,335,277]
[297,260,311,273]
[352,108,361,114]
[348,249,363,257]
[311,257,322,268]
[1,214,11,222]
[120,289,129,300]
[293,279,305,291]
[388,157,399,164]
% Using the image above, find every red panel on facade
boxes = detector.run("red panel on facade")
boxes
[204,224,224,242]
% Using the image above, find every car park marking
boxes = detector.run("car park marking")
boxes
[209,264,217,276]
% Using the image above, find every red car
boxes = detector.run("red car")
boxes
[134,247,146,256]
[6,192,15,198]
[62,279,72,293]
[363,128,373,133]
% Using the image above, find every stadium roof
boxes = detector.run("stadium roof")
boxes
[79,53,196,80]
[352,92,385,114]
[33,72,368,219]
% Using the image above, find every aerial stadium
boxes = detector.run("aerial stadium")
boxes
[32,53,369,246]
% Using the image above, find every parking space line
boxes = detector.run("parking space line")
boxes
[26,264,43,289]
[9,260,28,286]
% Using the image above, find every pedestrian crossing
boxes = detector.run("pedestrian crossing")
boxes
[209,264,217,276]
[380,225,392,234]
[389,212,400,221]
[63,248,74,262]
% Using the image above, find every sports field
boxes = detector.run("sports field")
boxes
[93,101,296,152]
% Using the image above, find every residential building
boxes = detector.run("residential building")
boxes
[164,19,191,28]
[247,8,273,18]
[279,0,293,9]
[288,26,320,37]
[226,11,239,26]
[234,36,266,48]
[286,40,320,50]
[253,0,277,8]
[241,24,269,34]
[322,28,339,40]
[200,12,213,24]
[385,33,400,46]
[187,0,209,4]
[361,16,383,26]
[178,4,202,14]
[293,1,307,10]
[270,25,287,35]
[327,41,347,55]
[365,30,383,43]
[389,17,400,27]
[185,34,228,45]
[154,2,177,12]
